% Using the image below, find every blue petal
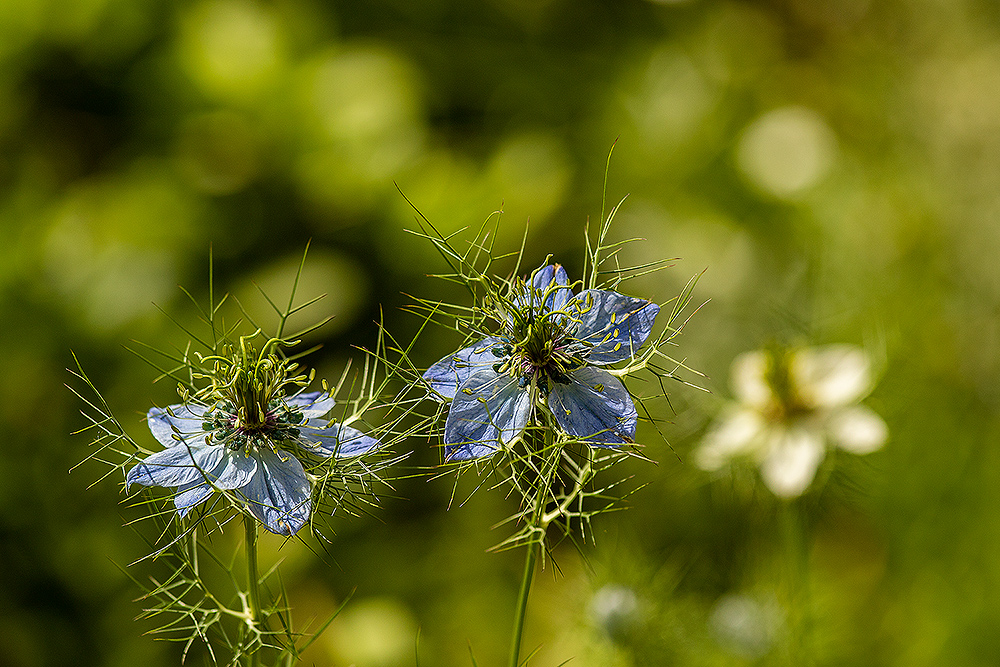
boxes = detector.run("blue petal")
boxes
[444,369,532,461]
[240,450,312,536]
[423,337,503,401]
[286,391,335,418]
[147,404,209,448]
[210,450,259,490]
[510,263,574,314]
[126,443,226,489]
[547,367,637,444]
[569,289,659,365]
[530,263,573,312]
[302,421,382,458]
[174,481,214,517]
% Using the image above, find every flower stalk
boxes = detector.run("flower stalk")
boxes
[245,514,263,667]
[509,534,539,667]
[508,431,556,667]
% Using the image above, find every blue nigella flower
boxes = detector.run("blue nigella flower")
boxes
[423,263,659,461]
[126,391,380,536]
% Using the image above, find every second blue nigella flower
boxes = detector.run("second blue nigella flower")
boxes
[424,263,660,460]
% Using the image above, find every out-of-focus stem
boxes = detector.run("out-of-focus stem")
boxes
[781,500,814,667]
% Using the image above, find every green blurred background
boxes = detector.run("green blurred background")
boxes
[3,0,998,664]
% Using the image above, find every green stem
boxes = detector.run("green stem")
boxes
[189,526,199,577]
[245,515,262,667]
[509,535,539,667]
[508,434,554,667]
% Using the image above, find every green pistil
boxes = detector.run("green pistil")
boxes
[764,349,809,421]
[498,322,580,395]
[204,402,303,451]
[490,285,586,394]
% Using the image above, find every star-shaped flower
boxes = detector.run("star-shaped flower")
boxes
[695,345,888,497]
[423,263,659,460]
[126,391,380,535]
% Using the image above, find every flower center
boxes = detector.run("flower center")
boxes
[493,305,584,395]
[204,399,303,451]
[763,350,810,422]
[195,336,310,451]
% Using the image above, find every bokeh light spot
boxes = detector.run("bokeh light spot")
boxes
[307,46,421,145]
[709,593,783,658]
[626,47,715,152]
[736,106,838,199]
[327,597,418,666]
[43,168,200,332]
[484,133,571,225]
[233,249,369,338]
[179,0,285,102]
[294,45,425,216]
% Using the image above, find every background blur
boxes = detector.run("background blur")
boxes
[3,0,999,665]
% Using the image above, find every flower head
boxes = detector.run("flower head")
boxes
[423,262,659,460]
[695,344,887,497]
[126,341,381,536]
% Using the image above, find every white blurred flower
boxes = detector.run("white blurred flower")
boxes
[709,593,783,658]
[696,345,887,497]
[589,584,640,638]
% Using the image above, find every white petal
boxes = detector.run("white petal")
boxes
[759,428,825,498]
[791,345,871,408]
[730,351,774,411]
[828,406,887,454]
[695,408,766,471]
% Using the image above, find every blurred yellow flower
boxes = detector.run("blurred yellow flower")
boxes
[696,345,887,497]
